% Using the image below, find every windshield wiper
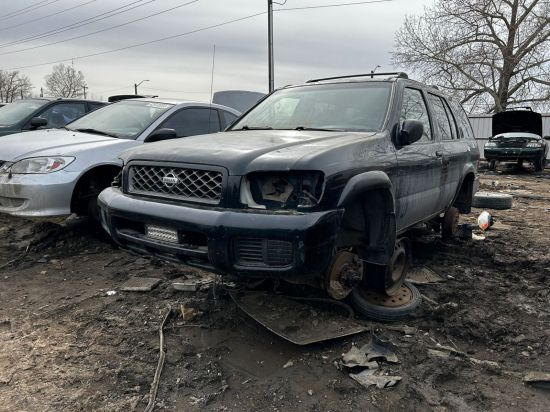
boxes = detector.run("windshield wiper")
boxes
[234,125,273,130]
[294,126,344,132]
[74,128,119,138]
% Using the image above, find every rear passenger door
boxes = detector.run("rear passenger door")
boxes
[427,93,467,210]
[158,107,221,137]
[36,102,86,128]
[395,87,442,231]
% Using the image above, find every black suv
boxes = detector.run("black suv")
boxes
[98,73,479,302]
[0,98,106,137]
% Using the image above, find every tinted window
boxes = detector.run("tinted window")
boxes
[442,98,459,139]
[88,102,106,112]
[231,82,392,132]
[160,108,221,137]
[220,110,238,129]
[400,88,432,142]
[450,100,474,139]
[429,94,453,140]
[0,100,48,126]
[38,103,86,128]
[67,100,173,139]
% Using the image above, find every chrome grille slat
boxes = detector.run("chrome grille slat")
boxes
[128,165,223,204]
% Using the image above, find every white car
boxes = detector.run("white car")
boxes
[0,98,240,218]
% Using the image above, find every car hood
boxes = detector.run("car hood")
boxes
[0,129,136,161]
[492,110,542,136]
[121,130,380,175]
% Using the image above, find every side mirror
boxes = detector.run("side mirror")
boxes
[399,120,424,146]
[29,117,48,129]
[544,136,550,141]
[144,128,177,143]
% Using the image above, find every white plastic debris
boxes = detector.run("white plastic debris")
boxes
[106,290,117,296]
[477,211,494,231]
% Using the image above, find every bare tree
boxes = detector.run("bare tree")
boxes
[44,63,86,98]
[0,70,34,102]
[392,0,550,113]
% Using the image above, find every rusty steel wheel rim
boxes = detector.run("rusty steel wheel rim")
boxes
[357,284,414,308]
[384,239,409,296]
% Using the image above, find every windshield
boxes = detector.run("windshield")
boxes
[66,100,174,139]
[231,82,392,132]
[0,100,48,126]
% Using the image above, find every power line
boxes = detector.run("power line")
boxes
[278,0,392,12]
[0,0,98,34]
[0,0,60,21]
[0,0,200,56]
[0,0,152,49]
[4,1,393,71]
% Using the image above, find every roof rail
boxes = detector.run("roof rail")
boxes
[306,72,408,83]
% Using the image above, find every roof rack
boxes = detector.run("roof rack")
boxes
[306,72,408,83]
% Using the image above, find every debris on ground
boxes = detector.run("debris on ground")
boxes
[349,369,402,389]
[523,372,550,389]
[172,275,214,291]
[121,277,162,292]
[407,266,445,285]
[477,210,494,230]
[180,304,200,321]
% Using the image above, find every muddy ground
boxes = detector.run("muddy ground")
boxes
[0,168,549,412]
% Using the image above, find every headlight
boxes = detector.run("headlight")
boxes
[0,162,13,174]
[485,142,497,147]
[241,171,324,210]
[9,157,75,174]
[526,142,543,148]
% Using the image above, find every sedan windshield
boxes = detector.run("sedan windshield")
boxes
[0,100,48,126]
[66,100,174,139]
[231,82,392,133]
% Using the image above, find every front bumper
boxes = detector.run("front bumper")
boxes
[0,171,79,216]
[484,147,544,161]
[98,187,343,284]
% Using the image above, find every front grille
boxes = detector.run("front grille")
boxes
[234,238,294,267]
[498,141,526,148]
[128,165,223,204]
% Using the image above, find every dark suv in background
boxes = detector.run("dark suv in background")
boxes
[98,73,479,311]
[0,98,106,137]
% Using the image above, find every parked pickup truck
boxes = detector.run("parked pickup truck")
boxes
[98,73,479,310]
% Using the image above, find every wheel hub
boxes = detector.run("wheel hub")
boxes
[326,251,363,300]
[383,238,410,296]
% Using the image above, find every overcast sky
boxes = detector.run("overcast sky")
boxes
[0,0,434,101]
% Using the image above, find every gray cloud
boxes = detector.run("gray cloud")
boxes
[0,0,432,101]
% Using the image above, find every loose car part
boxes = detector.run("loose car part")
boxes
[472,191,513,210]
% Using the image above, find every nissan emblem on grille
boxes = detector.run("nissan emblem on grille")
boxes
[162,173,179,188]
[128,165,223,204]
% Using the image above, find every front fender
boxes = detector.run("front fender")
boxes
[337,170,393,208]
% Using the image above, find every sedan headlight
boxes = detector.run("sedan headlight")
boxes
[485,142,497,147]
[526,142,543,148]
[9,157,75,174]
[241,171,324,210]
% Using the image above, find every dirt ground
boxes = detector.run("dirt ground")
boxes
[0,167,549,412]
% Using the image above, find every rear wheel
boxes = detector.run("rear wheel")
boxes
[442,207,459,239]
[488,159,496,170]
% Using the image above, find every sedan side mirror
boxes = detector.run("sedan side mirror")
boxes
[29,117,48,129]
[544,136,550,140]
[144,128,177,143]
[399,120,424,146]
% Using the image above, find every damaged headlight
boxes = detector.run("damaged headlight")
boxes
[241,171,324,210]
[9,157,75,174]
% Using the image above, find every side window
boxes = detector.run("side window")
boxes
[159,108,221,137]
[38,103,86,128]
[220,110,238,129]
[400,88,432,142]
[428,94,453,140]
[88,102,105,112]
[450,101,474,139]
[442,98,459,139]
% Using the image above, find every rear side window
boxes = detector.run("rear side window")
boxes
[220,110,238,129]
[428,94,454,140]
[38,102,86,128]
[450,101,474,139]
[400,88,432,142]
[160,108,221,137]
[88,102,105,112]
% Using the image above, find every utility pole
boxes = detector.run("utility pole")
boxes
[134,79,149,95]
[82,85,88,99]
[40,87,44,97]
[268,0,274,93]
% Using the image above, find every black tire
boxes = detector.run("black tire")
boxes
[517,159,524,168]
[442,207,459,239]
[363,238,411,296]
[534,155,544,172]
[488,159,496,170]
[350,281,422,322]
[472,191,513,210]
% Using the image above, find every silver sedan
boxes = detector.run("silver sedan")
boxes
[0,98,240,218]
